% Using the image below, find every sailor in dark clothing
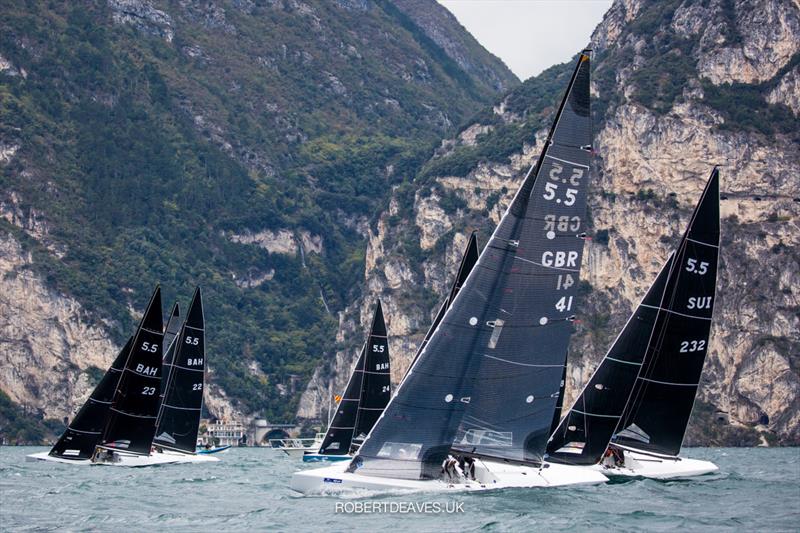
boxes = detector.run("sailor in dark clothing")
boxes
[464,456,476,480]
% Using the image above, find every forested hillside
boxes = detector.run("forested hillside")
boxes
[0,0,517,440]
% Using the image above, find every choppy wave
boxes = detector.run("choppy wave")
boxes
[1,447,798,531]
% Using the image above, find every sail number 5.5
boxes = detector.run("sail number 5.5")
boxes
[685,258,709,275]
[141,342,159,353]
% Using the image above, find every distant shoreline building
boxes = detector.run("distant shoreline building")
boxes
[198,420,245,447]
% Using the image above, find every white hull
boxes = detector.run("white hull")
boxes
[273,447,317,458]
[26,452,91,465]
[291,458,607,494]
[26,449,219,467]
[591,450,718,479]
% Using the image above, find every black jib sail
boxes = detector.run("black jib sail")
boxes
[612,169,720,457]
[402,232,480,381]
[350,301,391,453]
[48,337,132,460]
[153,287,206,454]
[545,254,674,465]
[97,286,164,456]
[317,345,366,455]
[348,51,592,480]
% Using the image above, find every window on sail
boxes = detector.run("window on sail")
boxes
[554,442,586,454]
[459,429,513,447]
[376,442,422,460]
[487,319,505,349]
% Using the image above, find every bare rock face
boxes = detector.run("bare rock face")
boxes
[298,0,800,444]
[228,228,324,256]
[692,0,800,85]
[767,64,800,115]
[108,0,174,42]
[0,232,118,421]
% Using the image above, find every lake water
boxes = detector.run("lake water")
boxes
[1,447,798,531]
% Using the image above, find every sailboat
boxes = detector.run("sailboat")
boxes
[302,301,391,462]
[291,50,609,493]
[26,338,133,464]
[152,287,220,463]
[546,168,720,479]
[87,285,184,466]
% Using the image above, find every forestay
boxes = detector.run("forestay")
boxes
[612,169,720,457]
[48,337,132,460]
[98,286,164,456]
[545,254,674,465]
[153,287,206,454]
[348,51,592,480]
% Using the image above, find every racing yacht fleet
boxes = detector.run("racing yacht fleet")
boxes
[27,50,724,488]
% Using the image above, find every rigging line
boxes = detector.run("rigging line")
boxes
[122,367,162,378]
[161,404,201,411]
[686,237,719,248]
[109,408,156,419]
[169,364,205,372]
[605,356,643,366]
[481,353,564,368]
[571,408,621,419]
[64,428,102,435]
[475,261,582,278]
[544,154,590,169]
[513,255,581,273]
[638,304,712,321]
[638,376,699,387]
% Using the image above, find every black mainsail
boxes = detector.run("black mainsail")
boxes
[153,287,206,454]
[97,286,164,455]
[317,301,391,456]
[317,345,366,455]
[350,301,391,453]
[612,169,720,457]
[545,254,675,465]
[48,337,132,460]
[402,233,480,381]
[349,51,592,480]
[452,50,593,464]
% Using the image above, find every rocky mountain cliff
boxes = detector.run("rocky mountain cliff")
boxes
[298,0,800,445]
[0,0,517,441]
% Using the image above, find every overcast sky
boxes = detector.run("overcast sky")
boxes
[439,0,613,80]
